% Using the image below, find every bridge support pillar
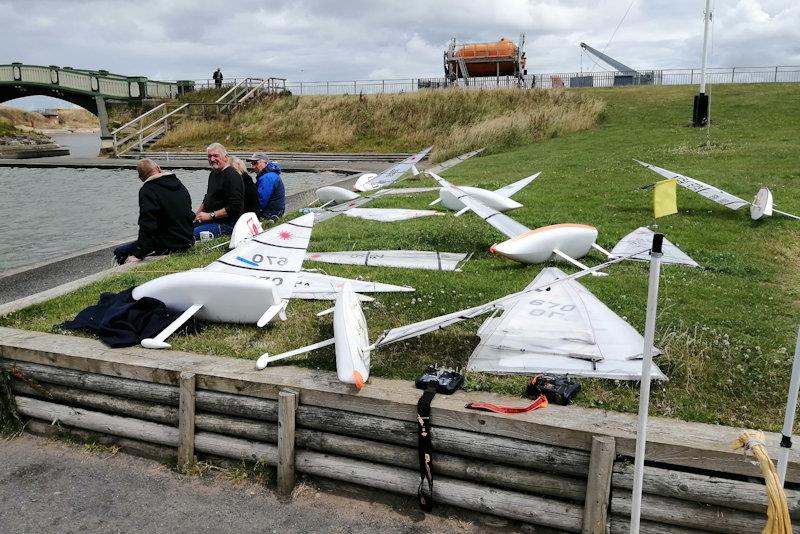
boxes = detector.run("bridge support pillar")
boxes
[95,96,114,154]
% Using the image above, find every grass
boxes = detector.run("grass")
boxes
[2,83,799,432]
[153,88,606,162]
[0,106,97,130]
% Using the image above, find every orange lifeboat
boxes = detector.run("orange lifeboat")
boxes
[451,37,524,77]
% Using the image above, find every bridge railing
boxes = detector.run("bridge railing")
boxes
[0,63,188,101]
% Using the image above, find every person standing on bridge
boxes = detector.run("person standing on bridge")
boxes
[246,152,285,222]
[213,68,223,89]
[193,143,244,239]
[113,159,194,264]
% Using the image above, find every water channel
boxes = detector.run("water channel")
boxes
[0,150,348,272]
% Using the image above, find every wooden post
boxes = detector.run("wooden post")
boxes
[277,389,299,496]
[177,372,196,470]
[582,436,616,534]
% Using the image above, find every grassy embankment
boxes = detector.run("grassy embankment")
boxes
[152,89,604,162]
[0,106,98,130]
[2,84,799,431]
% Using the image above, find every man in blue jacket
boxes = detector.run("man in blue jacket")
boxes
[246,152,285,222]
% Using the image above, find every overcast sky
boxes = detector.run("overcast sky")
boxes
[2,0,799,109]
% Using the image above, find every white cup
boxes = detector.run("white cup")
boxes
[199,231,213,241]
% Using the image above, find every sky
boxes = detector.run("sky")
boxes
[2,0,799,109]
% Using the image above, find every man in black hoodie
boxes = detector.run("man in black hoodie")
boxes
[113,159,195,264]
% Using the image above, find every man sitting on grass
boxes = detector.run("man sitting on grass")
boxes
[246,152,285,222]
[113,159,194,264]
[193,143,244,238]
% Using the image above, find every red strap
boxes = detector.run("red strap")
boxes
[465,395,548,414]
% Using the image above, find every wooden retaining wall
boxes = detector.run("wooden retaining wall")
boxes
[2,326,800,533]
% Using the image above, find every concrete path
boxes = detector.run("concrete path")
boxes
[0,433,518,534]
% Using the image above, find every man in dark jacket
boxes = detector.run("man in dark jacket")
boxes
[193,143,244,238]
[246,152,285,221]
[113,159,194,264]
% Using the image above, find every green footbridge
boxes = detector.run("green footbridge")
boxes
[1,62,284,155]
[0,62,192,142]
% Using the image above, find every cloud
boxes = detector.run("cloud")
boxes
[0,0,795,102]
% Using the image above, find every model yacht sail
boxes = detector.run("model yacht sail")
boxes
[611,227,699,267]
[636,160,800,221]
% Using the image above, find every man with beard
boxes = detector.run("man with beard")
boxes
[193,143,244,238]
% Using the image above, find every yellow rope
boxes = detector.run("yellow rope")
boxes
[731,430,792,534]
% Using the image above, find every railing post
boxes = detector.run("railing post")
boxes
[775,66,779,82]
[277,389,299,496]
[300,81,303,95]
[582,436,615,534]
[177,372,196,471]
[382,79,385,93]
[731,67,736,83]
[326,81,329,95]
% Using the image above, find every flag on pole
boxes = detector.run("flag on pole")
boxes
[653,179,677,218]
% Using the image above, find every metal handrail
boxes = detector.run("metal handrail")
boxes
[110,103,167,135]
[115,103,189,155]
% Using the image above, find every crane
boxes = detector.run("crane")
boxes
[579,42,653,86]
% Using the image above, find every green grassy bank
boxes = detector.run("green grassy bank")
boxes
[152,88,606,162]
[3,83,799,431]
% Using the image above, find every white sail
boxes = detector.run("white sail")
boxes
[428,172,529,238]
[493,172,541,198]
[343,208,445,222]
[292,271,414,300]
[611,227,700,268]
[305,250,471,271]
[468,268,666,380]
[424,148,484,175]
[373,252,639,348]
[204,213,314,299]
[356,146,432,191]
[635,160,750,210]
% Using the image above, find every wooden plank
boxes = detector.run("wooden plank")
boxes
[14,396,178,446]
[296,404,590,476]
[583,436,615,534]
[3,328,800,483]
[296,428,587,502]
[295,450,585,532]
[4,360,178,404]
[177,372,196,470]
[277,389,299,495]
[24,418,175,462]
[611,492,800,533]
[11,379,178,424]
[194,431,278,465]
[613,462,800,517]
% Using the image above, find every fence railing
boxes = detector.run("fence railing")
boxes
[281,66,800,95]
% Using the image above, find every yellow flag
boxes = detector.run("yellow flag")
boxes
[653,179,677,218]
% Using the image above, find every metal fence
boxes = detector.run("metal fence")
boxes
[280,66,800,96]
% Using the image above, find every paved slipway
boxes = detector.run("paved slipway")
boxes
[0,434,524,533]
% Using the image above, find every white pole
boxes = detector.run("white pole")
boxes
[777,326,800,486]
[629,233,664,533]
[699,0,712,94]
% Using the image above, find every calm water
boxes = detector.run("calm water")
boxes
[0,166,346,272]
[49,132,101,157]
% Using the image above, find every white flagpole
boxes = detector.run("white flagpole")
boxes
[630,233,664,533]
[777,326,800,486]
